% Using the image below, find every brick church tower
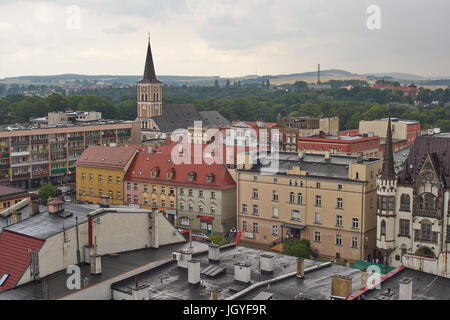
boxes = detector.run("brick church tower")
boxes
[137,37,162,136]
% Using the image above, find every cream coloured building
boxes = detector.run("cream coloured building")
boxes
[236,151,382,262]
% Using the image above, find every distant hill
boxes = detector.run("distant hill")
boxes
[1,69,449,87]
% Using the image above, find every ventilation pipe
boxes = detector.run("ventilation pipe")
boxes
[296,258,305,278]
[260,254,274,274]
[208,244,220,264]
[234,262,252,284]
[399,278,413,300]
[188,260,201,287]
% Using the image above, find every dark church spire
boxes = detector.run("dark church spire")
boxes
[381,117,396,179]
[141,36,161,84]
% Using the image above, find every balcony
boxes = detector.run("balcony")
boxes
[11,140,29,147]
[68,136,83,141]
[102,133,116,139]
[1,153,9,158]
[11,151,30,157]
[51,148,66,154]
[118,132,131,137]
[31,139,49,145]
[12,173,30,179]
[11,162,31,168]
[32,160,49,166]
[413,209,441,219]
[85,135,100,140]
[51,168,67,174]
[32,170,49,177]
[0,164,9,170]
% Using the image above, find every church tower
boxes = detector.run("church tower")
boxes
[137,37,162,131]
[376,117,398,264]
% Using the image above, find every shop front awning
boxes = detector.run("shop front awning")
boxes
[281,223,306,230]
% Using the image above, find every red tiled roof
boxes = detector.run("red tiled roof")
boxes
[0,230,45,292]
[124,151,236,190]
[75,146,137,169]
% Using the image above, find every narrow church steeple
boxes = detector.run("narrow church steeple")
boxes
[381,117,396,179]
[141,36,161,84]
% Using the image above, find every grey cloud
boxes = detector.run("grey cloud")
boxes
[103,24,136,34]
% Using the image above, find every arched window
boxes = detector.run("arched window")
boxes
[297,193,303,204]
[381,220,386,236]
[400,194,410,211]
[290,192,295,203]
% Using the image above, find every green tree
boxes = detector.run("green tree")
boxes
[39,184,57,201]
[207,235,227,246]
[283,239,311,259]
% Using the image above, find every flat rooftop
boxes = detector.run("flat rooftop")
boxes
[2,203,98,239]
[241,152,381,180]
[0,241,208,300]
[0,119,134,133]
[111,246,336,301]
[358,267,450,300]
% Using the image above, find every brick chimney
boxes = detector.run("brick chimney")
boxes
[331,274,353,299]
[47,197,65,215]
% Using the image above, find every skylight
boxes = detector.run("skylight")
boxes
[0,273,9,286]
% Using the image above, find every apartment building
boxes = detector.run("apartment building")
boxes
[236,151,382,262]
[359,118,421,155]
[75,146,138,205]
[276,115,340,152]
[0,120,141,190]
[298,132,381,157]
[123,150,236,235]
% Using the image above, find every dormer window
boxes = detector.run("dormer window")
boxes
[151,167,160,178]
[206,173,215,183]
[187,172,197,181]
[166,168,175,180]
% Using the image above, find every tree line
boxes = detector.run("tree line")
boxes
[0,86,449,131]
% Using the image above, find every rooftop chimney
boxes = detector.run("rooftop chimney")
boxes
[399,277,413,300]
[324,151,331,161]
[188,260,201,287]
[360,269,368,290]
[260,254,274,274]
[177,249,192,269]
[331,274,353,300]
[47,197,65,215]
[296,258,305,278]
[234,262,252,284]
[210,290,221,300]
[208,244,220,264]
[298,150,304,160]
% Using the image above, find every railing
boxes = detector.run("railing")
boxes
[85,135,100,140]
[102,134,116,139]
[0,164,9,170]
[32,170,49,177]
[51,168,67,174]
[1,153,9,158]
[118,132,131,137]
[68,136,83,141]
[413,209,441,219]
[11,140,29,147]
[31,139,49,145]
[12,173,30,179]
[50,148,66,153]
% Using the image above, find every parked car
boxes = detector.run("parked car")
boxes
[191,233,209,242]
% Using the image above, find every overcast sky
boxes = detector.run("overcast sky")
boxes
[0,0,449,79]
